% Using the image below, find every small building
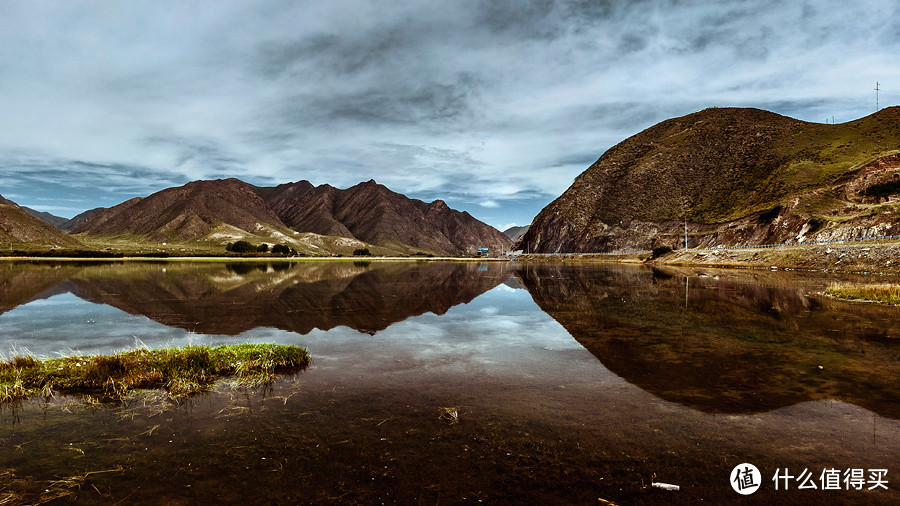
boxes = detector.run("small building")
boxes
[477,247,489,256]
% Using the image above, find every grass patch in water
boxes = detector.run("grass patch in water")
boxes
[825,282,900,305]
[0,344,309,403]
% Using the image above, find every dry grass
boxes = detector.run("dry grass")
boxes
[825,282,900,305]
[0,344,309,404]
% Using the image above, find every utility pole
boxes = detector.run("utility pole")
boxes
[875,81,880,111]
[684,219,688,250]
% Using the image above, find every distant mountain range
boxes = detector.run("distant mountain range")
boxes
[21,178,511,256]
[518,106,900,253]
[14,206,104,232]
[502,225,529,243]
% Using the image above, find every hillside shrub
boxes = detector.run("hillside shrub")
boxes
[757,205,783,224]
[353,248,372,256]
[257,243,270,253]
[861,180,900,198]
[650,246,673,259]
[226,240,255,253]
[806,217,825,234]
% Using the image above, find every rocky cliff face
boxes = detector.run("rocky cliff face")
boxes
[518,107,900,253]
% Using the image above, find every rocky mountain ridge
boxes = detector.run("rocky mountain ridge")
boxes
[72,178,511,256]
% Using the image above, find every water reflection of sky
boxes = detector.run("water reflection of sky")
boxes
[301,283,594,380]
[1,292,294,358]
[0,282,581,372]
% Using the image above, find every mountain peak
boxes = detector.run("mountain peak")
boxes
[74,178,287,240]
[263,180,512,255]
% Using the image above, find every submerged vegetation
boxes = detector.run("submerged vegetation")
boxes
[825,282,900,305]
[0,344,309,404]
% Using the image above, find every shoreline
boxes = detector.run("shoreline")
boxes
[661,241,900,275]
[4,241,900,274]
[0,255,512,263]
[513,241,900,275]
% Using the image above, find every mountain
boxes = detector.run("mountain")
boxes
[60,207,105,232]
[11,203,105,232]
[21,207,69,228]
[74,178,511,256]
[257,179,512,256]
[0,195,83,249]
[502,225,529,243]
[518,107,900,253]
[73,178,294,242]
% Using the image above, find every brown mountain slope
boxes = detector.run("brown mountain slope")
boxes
[22,207,69,228]
[0,197,83,249]
[60,207,105,232]
[72,178,510,256]
[259,180,512,256]
[518,107,900,253]
[503,225,529,242]
[73,178,290,240]
[254,181,353,237]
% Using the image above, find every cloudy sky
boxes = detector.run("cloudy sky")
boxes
[1,0,899,229]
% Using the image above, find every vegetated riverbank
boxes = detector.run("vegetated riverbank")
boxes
[826,282,900,305]
[0,255,511,263]
[0,344,309,404]
[515,241,900,274]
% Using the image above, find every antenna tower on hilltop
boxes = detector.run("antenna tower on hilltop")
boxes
[875,81,880,111]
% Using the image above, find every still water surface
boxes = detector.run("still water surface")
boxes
[1,260,898,504]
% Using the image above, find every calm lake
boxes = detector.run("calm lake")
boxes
[1,260,899,504]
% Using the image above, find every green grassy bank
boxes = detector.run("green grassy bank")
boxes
[825,282,900,305]
[0,344,309,404]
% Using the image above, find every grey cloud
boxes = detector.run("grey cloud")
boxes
[1,0,899,229]
[473,0,561,40]
[0,155,189,216]
[280,73,482,128]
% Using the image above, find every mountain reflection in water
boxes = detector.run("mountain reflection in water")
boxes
[2,261,900,503]
[0,261,507,338]
[517,264,900,418]
[1,260,899,419]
